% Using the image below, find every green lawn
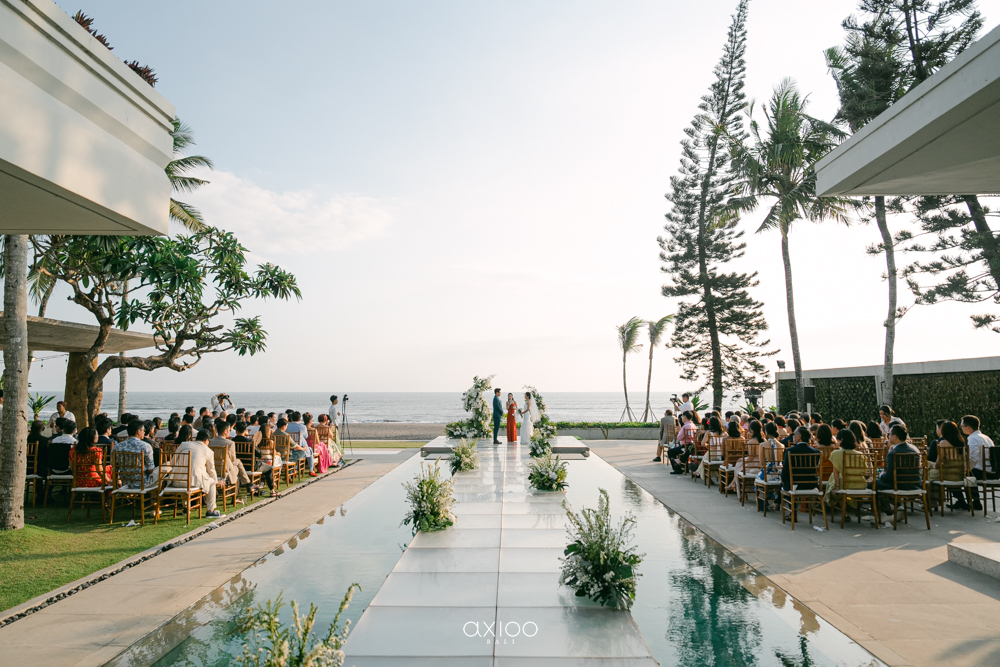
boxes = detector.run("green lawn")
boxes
[0,466,337,614]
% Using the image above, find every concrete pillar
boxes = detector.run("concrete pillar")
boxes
[64,352,97,428]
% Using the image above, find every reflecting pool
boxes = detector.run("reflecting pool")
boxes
[106,450,881,666]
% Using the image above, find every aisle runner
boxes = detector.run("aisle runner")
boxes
[344,437,657,666]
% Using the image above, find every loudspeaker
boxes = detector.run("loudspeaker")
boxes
[803,386,816,404]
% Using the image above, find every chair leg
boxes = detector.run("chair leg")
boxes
[923,493,931,530]
[66,491,75,523]
[840,495,847,529]
[819,498,828,530]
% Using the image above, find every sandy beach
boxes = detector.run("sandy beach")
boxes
[344,422,446,440]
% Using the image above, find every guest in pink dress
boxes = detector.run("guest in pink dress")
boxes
[304,413,332,473]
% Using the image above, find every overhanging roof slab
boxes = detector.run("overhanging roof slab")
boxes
[0,313,157,353]
[816,23,1000,197]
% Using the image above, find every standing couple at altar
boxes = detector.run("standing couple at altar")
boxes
[492,388,540,445]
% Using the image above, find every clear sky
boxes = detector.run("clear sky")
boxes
[28,0,1000,400]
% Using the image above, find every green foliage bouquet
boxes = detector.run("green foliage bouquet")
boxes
[450,438,480,475]
[560,489,644,610]
[236,584,359,667]
[529,431,552,458]
[402,460,456,533]
[527,453,568,491]
[525,385,557,456]
[446,375,495,438]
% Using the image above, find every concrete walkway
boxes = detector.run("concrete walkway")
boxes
[344,438,657,666]
[0,452,415,667]
[592,440,1000,667]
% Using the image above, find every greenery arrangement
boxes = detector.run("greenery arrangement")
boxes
[560,489,644,610]
[445,375,494,438]
[449,438,480,475]
[525,385,557,452]
[401,460,456,533]
[529,433,551,458]
[28,393,55,421]
[528,453,568,491]
[236,585,360,667]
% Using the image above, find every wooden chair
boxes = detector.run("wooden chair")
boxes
[975,446,1000,515]
[274,434,296,486]
[702,435,726,488]
[66,450,112,523]
[780,453,828,530]
[738,442,761,506]
[212,446,239,512]
[25,441,43,508]
[291,431,309,477]
[719,438,747,497]
[877,452,931,530]
[160,440,179,462]
[110,451,158,525]
[754,444,783,517]
[832,452,879,529]
[930,445,973,516]
[234,440,262,498]
[157,451,203,525]
[44,441,75,507]
[817,445,836,484]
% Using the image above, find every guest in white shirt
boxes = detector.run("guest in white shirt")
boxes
[961,414,996,511]
[672,393,694,415]
[211,393,233,413]
[878,405,905,437]
[285,411,315,475]
[48,401,76,429]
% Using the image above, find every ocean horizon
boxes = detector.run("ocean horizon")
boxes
[33,390,778,423]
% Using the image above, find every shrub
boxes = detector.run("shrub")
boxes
[560,489,643,610]
[236,584,359,667]
[401,460,455,533]
[527,453,568,491]
[450,438,480,475]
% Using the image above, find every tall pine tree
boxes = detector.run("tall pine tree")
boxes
[659,0,775,410]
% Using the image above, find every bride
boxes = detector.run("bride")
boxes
[518,391,540,445]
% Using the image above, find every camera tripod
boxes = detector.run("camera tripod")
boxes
[340,395,353,456]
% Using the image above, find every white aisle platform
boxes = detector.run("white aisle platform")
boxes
[344,438,657,666]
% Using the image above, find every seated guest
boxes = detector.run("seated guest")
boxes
[52,419,79,447]
[96,418,114,446]
[247,414,261,435]
[929,420,969,509]
[726,419,763,497]
[824,429,867,514]
[962,414,996,511]
[171,428,224,518]
[726,421,742,439]
[830,419,846,438]
[285,412,316,476]
[114,414,133,439]
[210,419,254,499]
[164,417,181,443]
[866,420,883,442]
[781,426,819,492]
[653,409,676,463]
[234,421,275,494]
[304,413,332,473]
[69,427,111,487]
[277,418,314,475]
[848,420,871,452]
[811,413,823,425]
[182,413,195,427]
[781,419,800,446]
[667,411,697,474]
[175,424,194,445]
[112,420,159,490]
[875,424,920,491]
[226,413,238,428]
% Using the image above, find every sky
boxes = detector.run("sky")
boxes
[25,0,1000,402]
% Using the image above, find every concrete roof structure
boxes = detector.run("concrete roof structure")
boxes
[816,23,1000,196]
[0,313,157,353]
[0,0,175,235]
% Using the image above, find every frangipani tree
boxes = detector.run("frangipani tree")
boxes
[727,79,854,410]
[617,317,644,422]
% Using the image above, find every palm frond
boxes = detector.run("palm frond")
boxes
[617,317,645,355]
[646,316,672,346]
[170,198,206,232]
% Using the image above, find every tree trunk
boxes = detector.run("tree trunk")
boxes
[622,353,631,421]
[696,139,725,411]
[875,196,896,406]
[963,195,1000,290]
[0,235,30,530]
[118,352,127,420]
[781,230,805,411]
[642,345,654,421]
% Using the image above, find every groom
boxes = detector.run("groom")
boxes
[492,388,503,444]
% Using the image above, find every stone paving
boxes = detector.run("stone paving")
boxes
[592,440,1000,667]
[0,453,415,667]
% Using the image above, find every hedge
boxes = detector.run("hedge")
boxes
[553,422,659,429]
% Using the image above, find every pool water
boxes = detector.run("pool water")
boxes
[106,451,881,667]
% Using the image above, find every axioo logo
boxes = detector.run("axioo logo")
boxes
[463,619,539,644]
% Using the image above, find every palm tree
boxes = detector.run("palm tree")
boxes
[617,317,644,422]
[727,79,854,411]
[641,316,673,421]
[168,118,214,231]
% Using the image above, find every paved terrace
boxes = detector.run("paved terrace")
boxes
[592,440,1000,667]
[0,452,415,667]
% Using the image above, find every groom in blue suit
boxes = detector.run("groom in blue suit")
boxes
[492,388,503,444]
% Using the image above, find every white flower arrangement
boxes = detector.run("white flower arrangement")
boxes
[450,438,480,475]
[401,460,456,533]
[446,375,495,438]
[525,385,557,456]
[560,489,644,610]
[527,453,568,491]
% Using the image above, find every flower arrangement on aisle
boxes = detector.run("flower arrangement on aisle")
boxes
[236,584,360,667]
[559,489,644,610]
[401,460,456,533]
[527,453,568,492]
[450,438,480,475]
[529,431,552,458]
[525,385,557,454]
[445,374,495,439]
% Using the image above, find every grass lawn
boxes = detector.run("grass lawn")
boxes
[0,465,334,614]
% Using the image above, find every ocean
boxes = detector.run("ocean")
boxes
[32,390,773,423]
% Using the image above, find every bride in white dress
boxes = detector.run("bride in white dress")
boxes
[518,392,540,445]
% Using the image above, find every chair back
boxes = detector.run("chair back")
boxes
[112,450,146,490]
[26,441,39,476]
[841,452,870,489]
[787,452,821,489]
[307,427,318,444]
[665,423,677,443]
[891,452,924,490]
[723,438,746,465]
[289,430,302,445]
[72,449,104,486]
[314,425,331,444]
[234,440,256,470]
[162,450,192,489]
[252,430,263,447]
[938,444,967,482]
[160,440,179,461]
[48,440,73,473]
[742,441,761,473]
[815,445,835,482]
[870,437,885,450]
[212,446,227,480]
[274,433,292,457]
[909,436,927,452]
[706,435,725,462]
